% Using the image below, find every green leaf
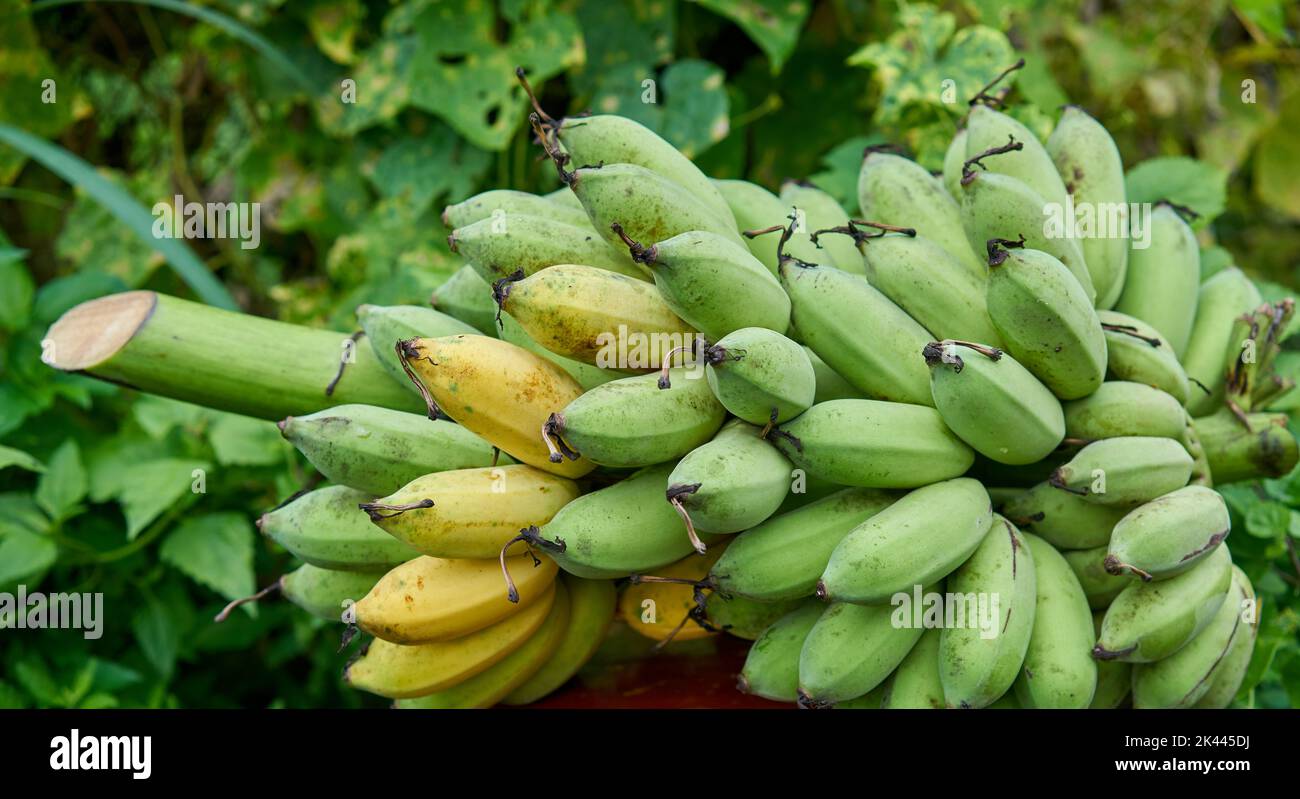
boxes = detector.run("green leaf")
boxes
[34,439,87,522]
[0,8,75,182]
[317,34,417,136]
[54,168,169,289]
[809,135,881,213]
[659,60,730,159]
[1244,501,1290,539]
[132,395,207,440]
[571,0,674,96]
[1233,0,1294,44]
[159,512,256,604]
[366,124,492,214]
[0,528,58,590]
[1124,157,1228,226]
[31,270,129,324]
[306,0,365,64]
[11,654,63,707]
[207,413,284,467]
[0,445,44,474]
[0,247,33,332]
[132,594,180,680]
[0,679,27,709]
[1254,90,1300,221]
[693,0,811,73]
[116,458,210,539]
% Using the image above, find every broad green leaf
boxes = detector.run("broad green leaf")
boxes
[0,247,33,331]
[0,445,44,474]
[1124,157,1228,227]
[132,395,207,440]
[659,60,730,159]
[159,512,256,603]
[132,594,179,679]
[34,439,87,522]
[11,654,63,707]
[0,528,58,589]
[0,492,50,536]
[809,135,881,214]
[306,0,365,64]
[208,413,284,467]
[115,458,210,539]
[0,680,27,709]
[1245,501,1290,539]
[693,0,811,73]
[317,34,417,136]
[0,7,75,182]
[366,125,493,214]
[571,0,675,96]
[1254,90,1300,221]
[89,659,144,693]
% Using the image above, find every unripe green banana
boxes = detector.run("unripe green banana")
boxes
[704,593,804,641]
[431,265,499,336]
[528,462,701,579]
[704,327,815,424]
[819,478,993,604]
[738,600,824,703]
[880,628,945,709]
[615,227,791,339]
[1065,547,1130,610]
[1094,543,1232,662]
[1193,567,1258,708]
[805,346,864,403]
[943,128,968,201]
[780,253,933,405]
[259,485,420,571]
[798,598,926,706]
[1001,481,1128,550]
[960,170,1096,303]
[1062,381,1188,443]
[494,264,694,368]
[496,311,621,390]
[357,304,477,392]
[279,405,505,497]
[860,233,1003,345]
[1045,106,1130,309]
[1090,611,1132,708]
[712,179,788,274]
[965,104,1071,211]
[1014,533,1097,708]
[1131,566,1250,708]
[834,684,890,709]
[986,691,1022,709]
[1193,410,1299,484]
[711,488,898,601]
[544,186,584,211]
[1182,267,1262,416]
[1050,436,1194,506]
[503,574,617,705]
[545,369,725,468]
[925,340,1065,465]
[859,151,984,278]
[667,421,791,540]
[780,181,865,274]
[449,214,644,283]
[770,399,974,489]
[985,242,1107,400]
[1114,204,1200,356]
[1098,310,1190,403]
[443,189,592,229]
[938,516,1037,709]
[1105,485,1229,581]
[279,564,382,622]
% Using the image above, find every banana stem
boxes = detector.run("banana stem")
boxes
[358,499,434,522]
[657,344,693,389]
[396,339,444,421]
[667,485,706,554]
[213,580,281,622]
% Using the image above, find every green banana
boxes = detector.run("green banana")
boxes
[1182,267,1262,416]
[1114,203,1200,357]
[965,104,1071,211]
[1132,566,1251,708]
[924,340,1065,465]
[544,369,725,468]
[712,178,789,274]
[1098,310,1190,403]
[449,213,643,283]
[819,478,993,604]
[738,600,825,703]
[1045,106,1130,308]
[279,404,504,497]
[1049,436,1194,505]
[357,304,477,391]
[770,399,974,489]
[805,346,864,403]
[858,150,984,278]
[1094,543,1232,662]
[526,462,700,579]
[1090,611,1132,708]
[431,265,498,336]
[880,628,945,709]
[775,471,843,513]
[1014,533,1097,708]
[938,516,1037,709]
[667,421,792,541]
[704,592,804,641]
[443,189,591,229]
[614,226,791,339]
[960,170,1095,303]
[1193,568,1258,708]
[798,598,926,707]
[703,327,816,425]
[503,574,617,705]
[860,233,1003,345]
[1065,547,1130,610]
[1193,410,1299,484]
[258,485,420,571]
[711,488,898,601]
[1062,381,1188,443]
[985,241,1107,400]
[943,127,968,201]
[780,180,865,274]
[1105,485,1230,581]
[496,311,621,391]
[1002,481,1128,550]
[834,684,890,709]
[544,186,583,211]
[279,564,382,622]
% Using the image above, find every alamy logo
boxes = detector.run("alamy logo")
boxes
[891,585,1001,639]
[152,194,261,249]
[0,586,102,639]
[50,729,151,780]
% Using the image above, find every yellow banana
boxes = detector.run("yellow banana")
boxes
[398,334,594,478]
[344,582,556,698]
[352,554,558,644]
[503,575,617,705]
[360,465,579,559]
[619,544,728,643]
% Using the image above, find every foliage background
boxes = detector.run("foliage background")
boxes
[0,0,1298,709]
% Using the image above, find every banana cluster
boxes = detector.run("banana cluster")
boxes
[233,70,1297,710]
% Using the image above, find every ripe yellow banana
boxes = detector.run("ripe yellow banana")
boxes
[398,334,594,478]
[503,575,617,705]
[619,543,729,643]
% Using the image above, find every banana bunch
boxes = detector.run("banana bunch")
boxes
[217,64,1300,711]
